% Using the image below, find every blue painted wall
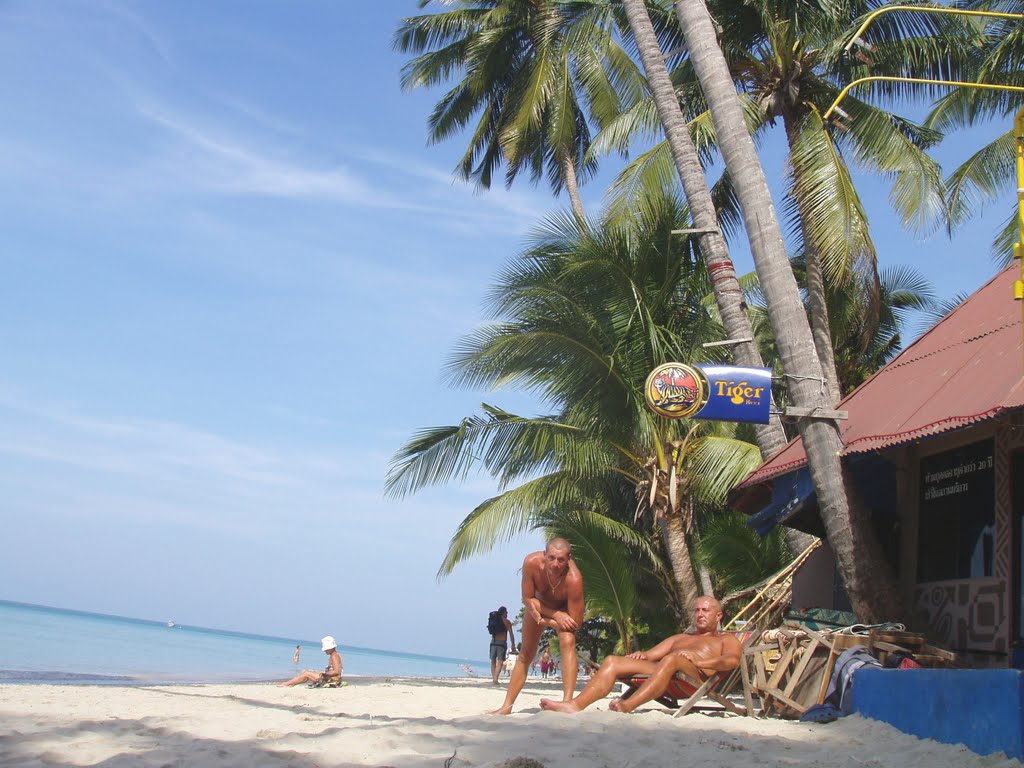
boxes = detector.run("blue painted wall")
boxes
[852,668,1024,760]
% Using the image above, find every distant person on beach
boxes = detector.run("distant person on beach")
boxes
[293,644,301,665]
[489,537,584,715]
[540,648,552,679]
[540,595,740,714]
[279,636,343,687]
[488,605,516,685]
[502,649,518,678]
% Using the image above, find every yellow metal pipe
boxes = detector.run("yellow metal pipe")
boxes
[822,77,1024,121]
[844,6,1021,55]
[1016,108,1024,316]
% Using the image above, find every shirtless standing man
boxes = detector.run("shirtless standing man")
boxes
[489,537,584,715]
[540,595,739,713]
[489,606,516,685]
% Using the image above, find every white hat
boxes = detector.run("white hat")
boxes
[321,636,337,651]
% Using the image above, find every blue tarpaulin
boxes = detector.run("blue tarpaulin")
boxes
[746,468,816,536]
[744,454,896,536]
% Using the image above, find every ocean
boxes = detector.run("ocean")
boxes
[0,600,487,684]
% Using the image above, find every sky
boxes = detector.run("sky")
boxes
[0,1,1013,662]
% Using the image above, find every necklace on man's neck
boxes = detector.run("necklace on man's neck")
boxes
[546,567,565,593]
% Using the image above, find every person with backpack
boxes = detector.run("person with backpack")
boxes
[488,606,515,685]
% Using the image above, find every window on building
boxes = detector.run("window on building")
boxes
[917,439,995,582]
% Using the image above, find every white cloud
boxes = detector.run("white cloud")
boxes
[0,389,509,538]
[132,105,551,233]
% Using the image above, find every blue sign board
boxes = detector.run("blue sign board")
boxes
[695,365,772,424]
[644,362,772,424]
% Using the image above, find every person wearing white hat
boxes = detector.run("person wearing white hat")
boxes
[278,635,343,687]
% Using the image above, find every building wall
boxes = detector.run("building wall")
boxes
[791,540,838,611]
[903,422,1017,665]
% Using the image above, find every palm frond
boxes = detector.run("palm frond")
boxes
[385,408,584,498]
[683,435,764,506]
[694,511,790,595]
[787,108,873,285]
[944,130,1016,232]
[436,471,588,577]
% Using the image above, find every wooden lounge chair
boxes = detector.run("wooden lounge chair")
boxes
[619,629,759,717]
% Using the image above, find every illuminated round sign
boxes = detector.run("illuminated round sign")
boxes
[644,363,707,419]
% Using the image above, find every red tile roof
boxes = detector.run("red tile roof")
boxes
[735,264,1024,492]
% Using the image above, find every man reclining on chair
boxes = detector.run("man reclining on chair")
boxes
[540,595,740,714]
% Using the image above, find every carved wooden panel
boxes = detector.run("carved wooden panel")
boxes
[912,579,1006,657]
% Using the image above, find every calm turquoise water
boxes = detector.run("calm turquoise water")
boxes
[0,601,486,684]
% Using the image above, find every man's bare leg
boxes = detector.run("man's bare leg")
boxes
[491,657,501,685]
[488,614,541,714]
[540,656,656,713]
[557,629,578,702]
[608,653,704,713]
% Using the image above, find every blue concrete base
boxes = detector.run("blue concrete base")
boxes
[852,668,1024,760]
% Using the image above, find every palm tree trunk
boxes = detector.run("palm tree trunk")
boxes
[802,243,844,404]
[616,619,634,655]
[661,514,700,625]
[783,116,843,405]
[559,149,588,229]
[619,0,787,461]
[668,0,901,621]
[784,527,818,556]
[698,565,715,597]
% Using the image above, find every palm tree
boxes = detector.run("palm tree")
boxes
[394,0,632,225]
[386,195,764,624]
[616,0,791,464]
[605,1,959,403]
[619,0,901,621]
[397,2,798,545]
[727,0,960,405]
[928,0,1024,262]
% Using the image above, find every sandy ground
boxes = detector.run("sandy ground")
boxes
[0,676,1017,767]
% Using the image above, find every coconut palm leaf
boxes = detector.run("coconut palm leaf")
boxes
[837,100,946,235]
[786,107,872,286]
[694,511,790,595]
[438,473,666,576]
[436,472,600,575]
[385,408,590,497]
[683,435,765,507]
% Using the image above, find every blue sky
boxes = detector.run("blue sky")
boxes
[0,1,1011,661]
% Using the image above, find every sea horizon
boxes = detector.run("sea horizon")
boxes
[0,598,472,666]
[0,599,488,684]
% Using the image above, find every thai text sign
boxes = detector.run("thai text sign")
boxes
[644,363,772,424]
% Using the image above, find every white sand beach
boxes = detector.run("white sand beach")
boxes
[0,676,1016,768]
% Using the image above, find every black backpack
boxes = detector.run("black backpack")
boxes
[487,611,505,635]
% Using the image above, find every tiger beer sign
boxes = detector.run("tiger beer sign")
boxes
[644,363,771,424]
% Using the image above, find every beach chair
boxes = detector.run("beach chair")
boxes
[309,675,347,689]
[619,629,759,717]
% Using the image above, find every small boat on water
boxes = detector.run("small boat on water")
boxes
[166,620,176,628]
